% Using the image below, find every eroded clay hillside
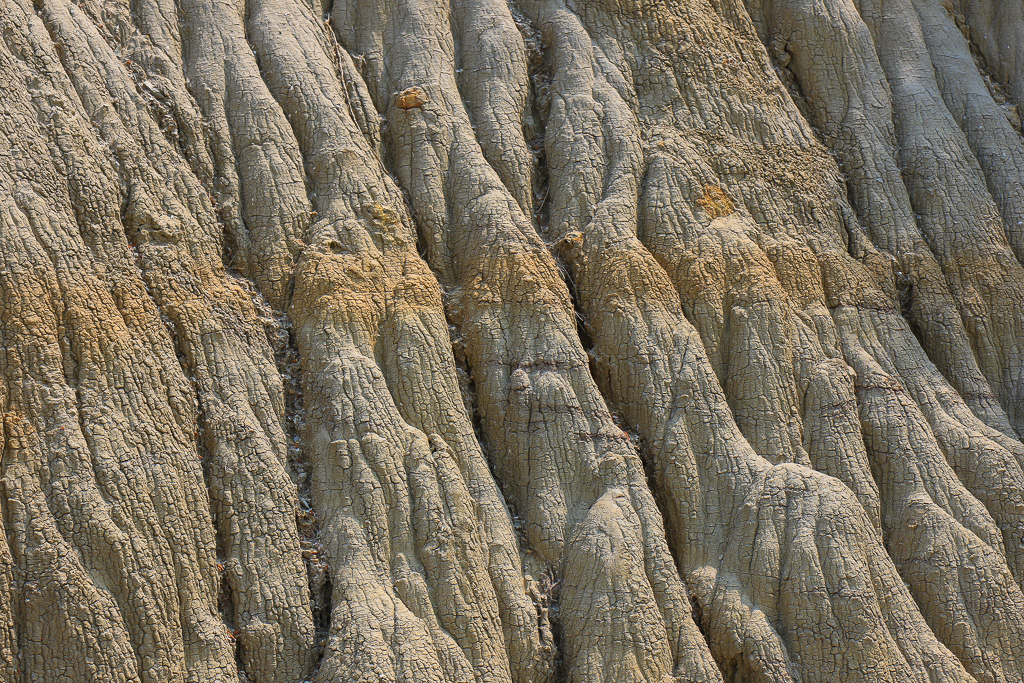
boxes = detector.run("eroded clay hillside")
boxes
[1,0,1024,679]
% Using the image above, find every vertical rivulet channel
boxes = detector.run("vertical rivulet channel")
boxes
[270,306,331,682]
[509,10,570,679]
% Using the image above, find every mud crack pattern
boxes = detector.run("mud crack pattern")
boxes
[1,0,1023,680]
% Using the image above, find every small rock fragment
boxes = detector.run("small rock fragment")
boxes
[395,87,428,109]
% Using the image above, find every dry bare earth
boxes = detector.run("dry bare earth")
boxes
[1,0,1023,680]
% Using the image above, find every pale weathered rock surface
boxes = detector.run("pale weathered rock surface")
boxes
[1,0,1023,679]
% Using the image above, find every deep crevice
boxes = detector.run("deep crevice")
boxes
[216,567,247,682]
[537,563,566,683]
[508,10,571,682]
[271,306,331,682]
[236,13,341,677]
[512,1,552,233]
[893,260,928,350]
[221,223,241,274]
